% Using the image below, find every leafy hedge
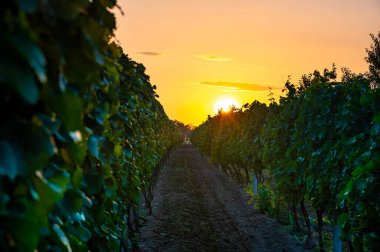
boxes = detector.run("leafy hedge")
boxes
[0,1,181,251]
[192,66,380,250]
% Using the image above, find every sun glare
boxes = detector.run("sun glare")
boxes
[214,97,240,113]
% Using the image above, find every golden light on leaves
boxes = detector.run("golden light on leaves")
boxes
[213,97,240,113]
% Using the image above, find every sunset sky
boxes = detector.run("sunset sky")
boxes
[115,0,380,126]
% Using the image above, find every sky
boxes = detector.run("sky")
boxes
[114,0,380,126]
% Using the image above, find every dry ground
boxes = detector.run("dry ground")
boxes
[139,144,309,252]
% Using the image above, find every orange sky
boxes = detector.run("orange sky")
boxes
[114,0,380,126]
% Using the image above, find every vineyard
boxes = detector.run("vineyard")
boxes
[0,1,181,251]
[1,1,380,252]
[192,56,380,250]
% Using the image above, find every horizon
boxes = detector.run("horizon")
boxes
[115,0,380,125]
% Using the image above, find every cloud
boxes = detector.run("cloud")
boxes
[200,81,282,91]
[136,51,161,56]
[197,55,232,61]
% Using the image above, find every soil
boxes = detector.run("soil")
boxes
[138,144,310,252]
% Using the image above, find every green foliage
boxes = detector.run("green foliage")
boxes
[256,185,275,216]
[366,31,380,85]
[0,1,181,251]
[192,64,380,250]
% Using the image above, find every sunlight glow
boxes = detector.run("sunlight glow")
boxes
[214,97,240,113]
[115,0,380,125]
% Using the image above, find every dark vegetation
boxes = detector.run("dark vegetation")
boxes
[175,121,194,141]
[0,1,181,251]
[192,32,380,251]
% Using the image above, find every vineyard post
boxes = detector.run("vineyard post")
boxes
[218,164,222,172]
[252,172,258,207]
[332,225,343,252]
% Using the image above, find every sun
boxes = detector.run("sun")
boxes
[214,97,240,113]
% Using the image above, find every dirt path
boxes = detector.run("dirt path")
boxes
[139,144,308,252]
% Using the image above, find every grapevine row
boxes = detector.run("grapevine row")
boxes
[0,1,181,251]
[192,52,380,250]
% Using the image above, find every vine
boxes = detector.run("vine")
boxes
[0,1,181,251]
[192,41,380,250]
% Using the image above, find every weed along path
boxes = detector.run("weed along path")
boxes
[139,144,308,252]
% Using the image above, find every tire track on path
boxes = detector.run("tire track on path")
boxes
[139,144,308,252]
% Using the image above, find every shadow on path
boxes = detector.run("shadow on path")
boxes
[139,144,308,252]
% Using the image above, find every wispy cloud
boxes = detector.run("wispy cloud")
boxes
[197,55,232,61]
[200,81,282,91]
[136,51,161,56]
